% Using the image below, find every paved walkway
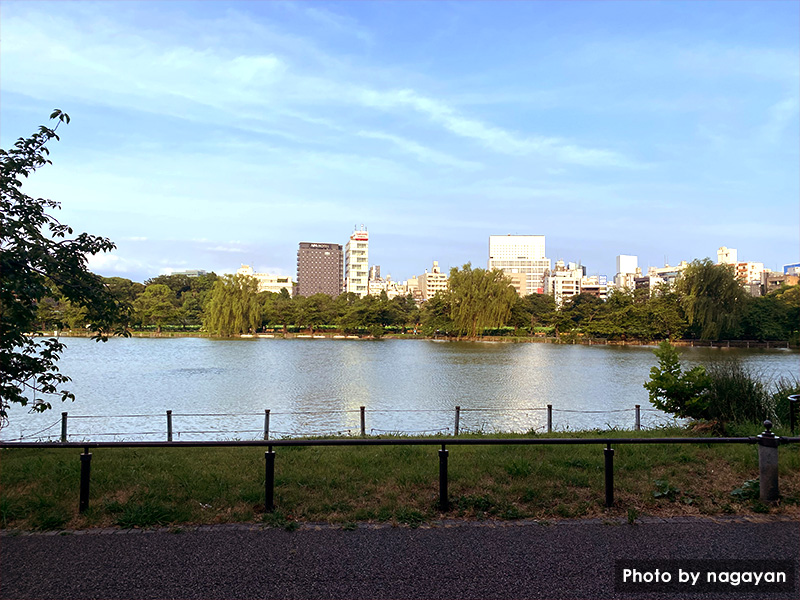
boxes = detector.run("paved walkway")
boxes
[2,517,797,599]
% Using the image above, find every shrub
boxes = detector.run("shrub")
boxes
[704,360,774,426]
[644,341,711,420]
[772,377,800,430]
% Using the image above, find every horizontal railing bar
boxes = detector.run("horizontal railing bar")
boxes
[3,436,797,449]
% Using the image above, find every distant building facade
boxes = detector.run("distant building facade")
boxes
[784,263,800,276]
[614,255,640,290]
[488,235,550,295]
[345,227,369,297]
[544,261,583,307]
[170,270,207,277]
[717,246,738,265]
[416,261,449,301]
[236,265,293,294]
[296,242,343,297]
[647,262,688,285]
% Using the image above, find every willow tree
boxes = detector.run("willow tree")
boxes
[675,259,746,340]
[204,274,262,336]
[448,264,518,339]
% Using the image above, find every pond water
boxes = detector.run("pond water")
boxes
[3,337,797,441]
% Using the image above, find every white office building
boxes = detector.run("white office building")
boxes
[488,235,550,295]
[236,265,293,294]
[345,226,369,297]
[614,255,640,290]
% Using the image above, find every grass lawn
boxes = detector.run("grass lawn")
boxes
[2,426,798,531]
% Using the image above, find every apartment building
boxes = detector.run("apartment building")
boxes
[417,261,449,301]
[544,261,583,307]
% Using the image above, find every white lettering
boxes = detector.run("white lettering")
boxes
[678,569,700,585]
[623,569,672,583]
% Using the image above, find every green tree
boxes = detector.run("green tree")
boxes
[132,284,178,333]
[644,341,711,420]
[447,264,518,339]
[204,274,262,336]
[295,293,335,333]
[1,110,123,422]
[419,291,453,335]
[676,259,746,340]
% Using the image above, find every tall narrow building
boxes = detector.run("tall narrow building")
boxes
[488,235,550,295]
[296,242,343,297]
[344,226,369,297]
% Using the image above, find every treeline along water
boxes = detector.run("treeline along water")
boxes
[3,337,798,441]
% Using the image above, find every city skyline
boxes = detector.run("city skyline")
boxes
[1,1,797,283]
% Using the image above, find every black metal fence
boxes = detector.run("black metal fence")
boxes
[2,422,797,516]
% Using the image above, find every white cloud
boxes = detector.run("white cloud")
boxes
[207,246,247,253]
[357,130,482,170]
[759,96,800,145]
[85,251,148,274]
[357,88,639,168]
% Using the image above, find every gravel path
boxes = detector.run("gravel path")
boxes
[2,517,797,599]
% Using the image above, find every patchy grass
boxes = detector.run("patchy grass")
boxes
[2,427,798,530]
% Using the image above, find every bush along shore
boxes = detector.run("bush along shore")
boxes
[2,425,798,532]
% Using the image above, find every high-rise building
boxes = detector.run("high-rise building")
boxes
[616,255,638,276]
[296,242,343,297]
[488,235,550,295]
[345,226,369,297]
[614,255,640,290]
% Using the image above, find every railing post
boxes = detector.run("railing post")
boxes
[263,409,270,441]
[635,405,641,431]
[61,412,68,443]
[604,443,614,508]
[438,444,449,511]
[265,447,275,512]
[166,410,173,442]
[360,406,366,436]
[454,406,460,436]
[757,421,779,504]
[789,395,799,435]
[79,446,92,513]
[547,405,553,433]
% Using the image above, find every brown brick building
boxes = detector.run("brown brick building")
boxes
[296,242,343,297]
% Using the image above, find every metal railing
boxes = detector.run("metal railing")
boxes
[2,421,796,516]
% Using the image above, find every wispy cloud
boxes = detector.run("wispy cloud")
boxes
[357,88,640,168]
[759,96,800,145]
[207,246,247,253]
[357,130,482,170]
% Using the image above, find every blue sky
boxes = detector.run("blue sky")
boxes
[1,1,798,284]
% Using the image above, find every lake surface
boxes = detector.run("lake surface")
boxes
[3,337,798,441]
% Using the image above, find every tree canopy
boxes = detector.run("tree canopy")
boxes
[676,258,746,340]
[0,111,124,424]
[203,274,262,336]
[447,264,518,339]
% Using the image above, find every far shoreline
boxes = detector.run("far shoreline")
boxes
[30,330,796,349]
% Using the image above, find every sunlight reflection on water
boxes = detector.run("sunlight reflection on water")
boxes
[4,337,798,441]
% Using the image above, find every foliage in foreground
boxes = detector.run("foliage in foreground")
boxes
[0,111,124,424]
[644,341,789,429]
